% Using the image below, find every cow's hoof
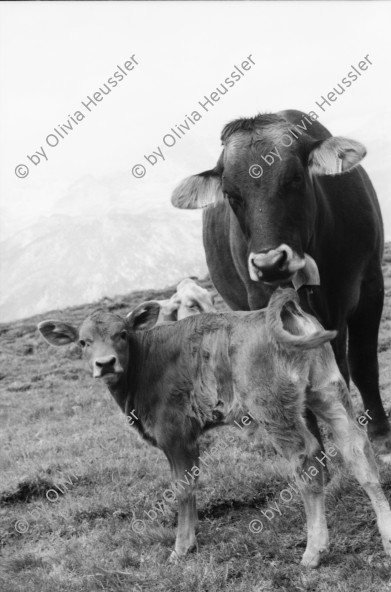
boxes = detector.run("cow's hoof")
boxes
[370,431,391,457]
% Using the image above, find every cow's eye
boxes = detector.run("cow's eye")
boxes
[226,192,243,208]
[227,192,241,202]
[79,339,86,348]
[289,174,303,186]
[120,330,127,340]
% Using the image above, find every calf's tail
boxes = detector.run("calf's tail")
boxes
[266,288,337,350]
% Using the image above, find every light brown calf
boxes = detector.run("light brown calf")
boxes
[38,288,391,568]
[130,278,216,324]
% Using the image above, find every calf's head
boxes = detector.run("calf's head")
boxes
[172,114,366,284]
[38,303,160,385]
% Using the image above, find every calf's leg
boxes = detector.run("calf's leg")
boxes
[297,449,329,568]
[308,381,391,557]
[304,406,329,481]
[271,405,329,568]
[163,441,199,560]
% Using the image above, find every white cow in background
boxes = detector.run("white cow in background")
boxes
[127,278,216,324]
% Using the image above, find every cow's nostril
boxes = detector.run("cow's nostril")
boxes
[278,250,288,270]
[96,356,116,369]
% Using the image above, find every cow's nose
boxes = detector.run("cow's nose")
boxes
[251,249,289,271]
[251,245,293,274]
[94,356,117,378]
[248,244,305,282]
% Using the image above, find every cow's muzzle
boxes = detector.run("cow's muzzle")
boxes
[93,355,123,378]
[248,244,305,283]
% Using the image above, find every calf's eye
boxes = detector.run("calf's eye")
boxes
[290,174,303,186]
[79,340,86,348]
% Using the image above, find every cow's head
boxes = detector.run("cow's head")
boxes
[171,114,366,284]
[38,303,160,385]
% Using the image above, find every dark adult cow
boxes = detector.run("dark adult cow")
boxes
[171,110,390,452]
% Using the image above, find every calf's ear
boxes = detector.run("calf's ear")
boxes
[127,301,161,331]
[38,320,78,346]
[171,152,224,209]
[308,137,366,175]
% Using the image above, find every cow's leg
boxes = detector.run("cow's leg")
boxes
[163,441,199,560]
[308,382,391,557]
[332,323,350,388]
[347,272,391,452]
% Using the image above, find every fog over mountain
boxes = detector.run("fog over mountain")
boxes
[1,131,390,323]
[0,173,207,322]
[2,1,391,324]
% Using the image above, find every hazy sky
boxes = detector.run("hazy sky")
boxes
[1,1,391,237]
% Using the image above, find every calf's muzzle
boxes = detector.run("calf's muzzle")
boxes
[94,355,120,378]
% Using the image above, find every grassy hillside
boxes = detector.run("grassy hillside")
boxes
[1,246,391,592]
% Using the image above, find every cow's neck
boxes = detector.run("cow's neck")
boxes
[309,177,333,255]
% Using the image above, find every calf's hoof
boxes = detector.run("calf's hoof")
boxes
[378,452,391,465]
[168,551,181,564]
[382,536,391,558]
[168,540,196,563]
[300,547,328,569]
[379,516,391,557]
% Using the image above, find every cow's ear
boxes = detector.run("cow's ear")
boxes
[127,301,161,331]
[171,152,224,209]
[38,320,78,346]
[308,137,366,175]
